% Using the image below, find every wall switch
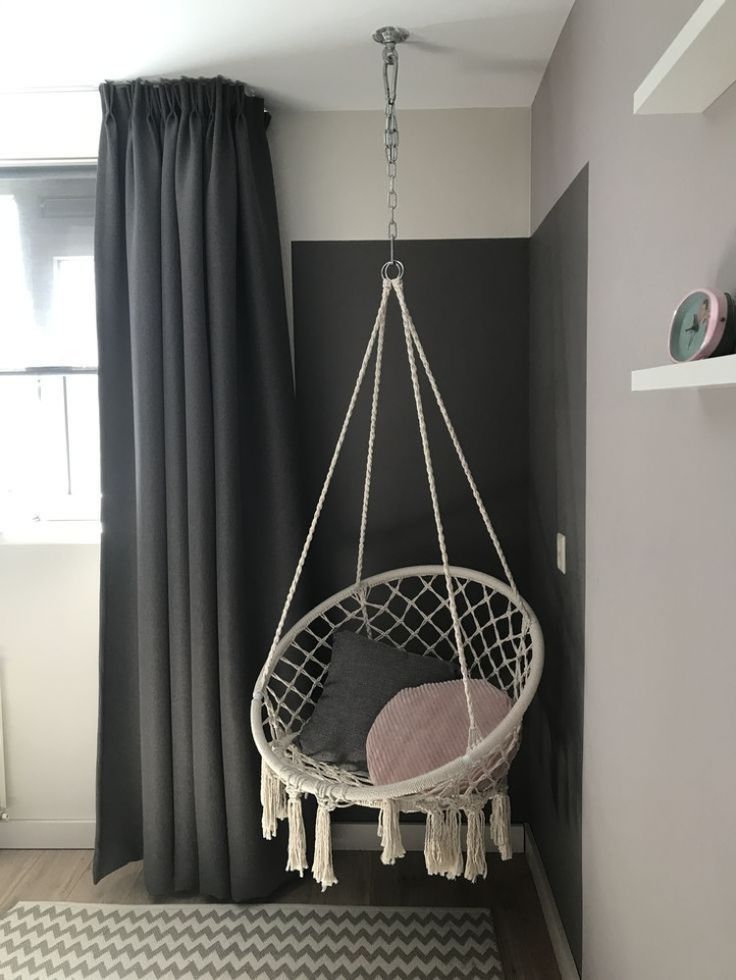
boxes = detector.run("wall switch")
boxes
[556,532,566,574]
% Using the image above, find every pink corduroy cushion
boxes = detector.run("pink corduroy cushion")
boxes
[366,678,516,786]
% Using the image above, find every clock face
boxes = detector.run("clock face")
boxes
[670,291,711,362]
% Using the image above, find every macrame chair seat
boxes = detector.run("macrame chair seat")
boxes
[251,276,543,890]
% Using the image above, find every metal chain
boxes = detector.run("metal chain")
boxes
[382,42,400,265]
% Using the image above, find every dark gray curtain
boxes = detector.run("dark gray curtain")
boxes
[93,77,301,901]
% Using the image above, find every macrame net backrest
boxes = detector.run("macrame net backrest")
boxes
[260,278,528,742]
[251,276,543,888]
[257,565,534,798]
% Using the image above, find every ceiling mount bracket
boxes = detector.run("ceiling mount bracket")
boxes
[372,26,410,53]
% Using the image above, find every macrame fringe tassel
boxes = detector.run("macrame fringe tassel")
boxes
[260,762,287,840]
[377,800,406,866]
[312,802,338,891]
[464,808,487,882]
[286,792,308,876]
[491,791,512,861]
[424,810,441,875]
[445,808,463,880]
[424,809,463,879]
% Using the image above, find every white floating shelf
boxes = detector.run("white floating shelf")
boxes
[634,0,736,114]
[632,354,736,391]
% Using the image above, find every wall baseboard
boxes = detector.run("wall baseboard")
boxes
[0,819,525,855]
[333,821,525,854]
[0,820,95,849]
[524,825,580,980]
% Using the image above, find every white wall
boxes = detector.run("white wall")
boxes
[0,93,100,846]
[532,1,736,977]
[0,91,99,163]
[0,543,99,845]
[0,103,530,847]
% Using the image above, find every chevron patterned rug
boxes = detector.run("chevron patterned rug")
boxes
[0,901,504,980]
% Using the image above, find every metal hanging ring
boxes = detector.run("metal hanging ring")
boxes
[381,259,404,282]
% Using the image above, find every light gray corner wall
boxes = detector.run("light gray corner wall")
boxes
[270,107,531,244]
[532,2,736,978]
[268,107,530,316]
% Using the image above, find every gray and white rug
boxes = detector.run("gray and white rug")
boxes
[0,901,504,980]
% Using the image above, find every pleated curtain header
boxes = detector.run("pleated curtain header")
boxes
[99,76,267,128]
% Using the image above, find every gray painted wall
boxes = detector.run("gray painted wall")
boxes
[525,165,588,970]
[532,2,736,977]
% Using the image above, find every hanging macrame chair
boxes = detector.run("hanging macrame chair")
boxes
[251,270,544,890]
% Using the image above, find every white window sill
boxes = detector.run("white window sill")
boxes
[0,521,101,545]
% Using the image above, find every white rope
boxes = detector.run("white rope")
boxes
[355,312,386,586]
[403,313,533,695]
[402,303,533,715]
[394,280,519,598]
[254,564,536,804]
[262,273,524,750]
[253,273,543,890]
[261,280,392,678]
[395,279,481,749]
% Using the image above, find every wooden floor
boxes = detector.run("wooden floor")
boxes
[0,849,560,979]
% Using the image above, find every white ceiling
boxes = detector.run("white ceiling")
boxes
[2,0,574,110]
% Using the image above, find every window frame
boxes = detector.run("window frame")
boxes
[0,164,100,541]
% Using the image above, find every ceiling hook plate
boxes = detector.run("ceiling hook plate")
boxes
[372,26,410,46]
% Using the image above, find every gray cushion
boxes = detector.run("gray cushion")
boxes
[297,630,457,772]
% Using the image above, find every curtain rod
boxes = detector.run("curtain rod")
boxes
[1,80,261,99]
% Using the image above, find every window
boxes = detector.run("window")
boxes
[0,168,99,532]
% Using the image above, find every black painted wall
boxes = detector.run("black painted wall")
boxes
[291,224,587,955]
[292,239,530,601]
[292,239,531,821]
[524,166,588,969]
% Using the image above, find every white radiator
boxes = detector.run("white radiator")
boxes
[0,673,7,820]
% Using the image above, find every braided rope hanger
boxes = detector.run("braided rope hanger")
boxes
[252,30,542,891]
[261,274,521,752]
